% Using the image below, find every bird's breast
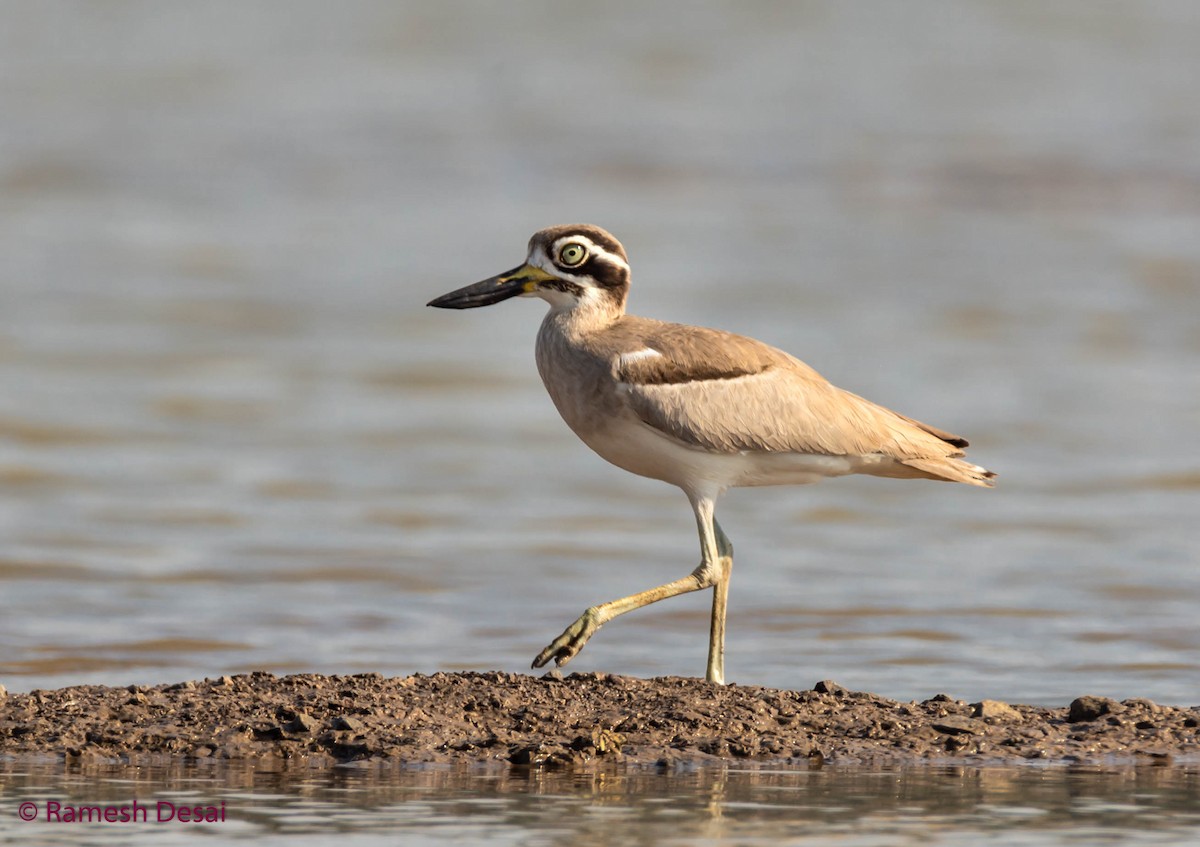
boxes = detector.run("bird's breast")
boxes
[533,319,714,490]
[534,321,617,440]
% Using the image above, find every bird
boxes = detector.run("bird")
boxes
[427,224,994,685]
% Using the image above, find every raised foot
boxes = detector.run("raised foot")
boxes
[531,607,603,670]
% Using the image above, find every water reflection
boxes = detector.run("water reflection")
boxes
[2,761,1199,845]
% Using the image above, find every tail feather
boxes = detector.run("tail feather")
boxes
[895,412,970,449]
[900,456,996,487]
[878,407,994,486]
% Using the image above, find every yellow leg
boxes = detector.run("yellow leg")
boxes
[531,494,734,684]
[707,518,734,685]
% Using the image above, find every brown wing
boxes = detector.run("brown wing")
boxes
[615,322,984,478]
[614,321,781,386]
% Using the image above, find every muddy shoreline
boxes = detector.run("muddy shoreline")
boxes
[1,672,1197,769]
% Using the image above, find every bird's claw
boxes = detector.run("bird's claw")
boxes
[532,607,602,670]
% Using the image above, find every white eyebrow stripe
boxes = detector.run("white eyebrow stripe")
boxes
[618,348,662,368]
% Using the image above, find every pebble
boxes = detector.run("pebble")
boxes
[931,717,978,736]
[333,715,364,732]
[288,712,319,734]
[1069,696,1119,723]
[972,700,1022,721]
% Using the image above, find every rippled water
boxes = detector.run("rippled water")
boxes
[2,1,1199,714]
[3,762,1200,846]
[4,3,1200,844]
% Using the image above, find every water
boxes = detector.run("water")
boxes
[1,1,1199,841]
[3,762,1200,846]
[3,0,1199,705]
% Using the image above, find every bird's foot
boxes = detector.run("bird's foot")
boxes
[532,606,603,670]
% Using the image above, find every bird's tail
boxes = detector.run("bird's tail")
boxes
[899,456,996,487]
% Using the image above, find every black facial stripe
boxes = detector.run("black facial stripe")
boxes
[540,279,586,297]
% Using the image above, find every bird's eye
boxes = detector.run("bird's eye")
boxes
[558,243,587,267]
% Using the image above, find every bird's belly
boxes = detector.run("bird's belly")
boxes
[575,415,857,493]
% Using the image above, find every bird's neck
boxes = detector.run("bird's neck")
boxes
[546,291,626,335]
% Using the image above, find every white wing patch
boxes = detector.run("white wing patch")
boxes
[618,348,662,370]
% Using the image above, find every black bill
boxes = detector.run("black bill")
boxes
[427,264,547,309]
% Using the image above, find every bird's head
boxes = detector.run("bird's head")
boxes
[428,224,630,315]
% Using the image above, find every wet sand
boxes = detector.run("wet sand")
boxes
[1,672,1196,768]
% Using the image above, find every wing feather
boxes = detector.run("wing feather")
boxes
[615,323,981,474]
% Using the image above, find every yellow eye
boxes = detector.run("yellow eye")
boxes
[558,243,587,267]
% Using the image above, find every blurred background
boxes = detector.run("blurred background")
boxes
[1,1,1197,704]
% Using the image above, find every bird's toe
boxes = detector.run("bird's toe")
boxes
[531,608,602,669]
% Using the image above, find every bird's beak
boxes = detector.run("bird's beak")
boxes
[427,263,555,309]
